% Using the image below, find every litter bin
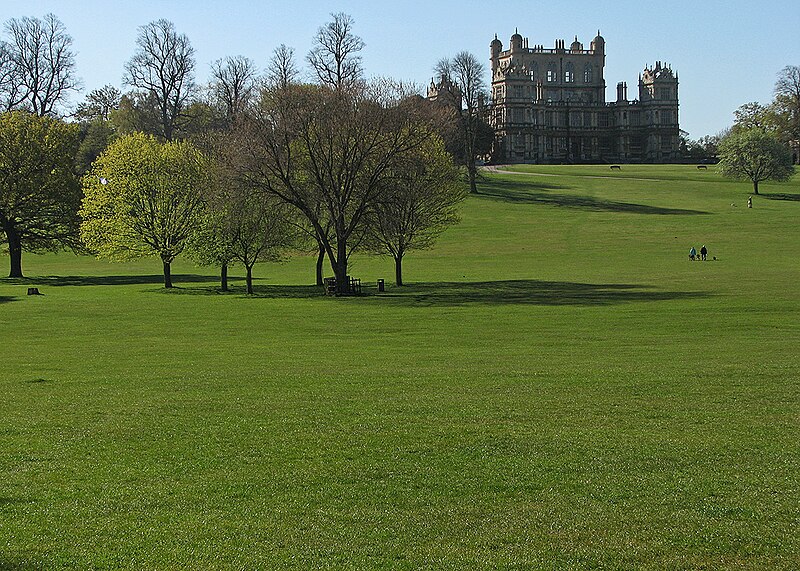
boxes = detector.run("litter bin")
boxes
[377,279,385,292]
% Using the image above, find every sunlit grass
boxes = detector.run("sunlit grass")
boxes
[1,165,799,569]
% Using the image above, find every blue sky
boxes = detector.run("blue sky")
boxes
[3,0,798,139]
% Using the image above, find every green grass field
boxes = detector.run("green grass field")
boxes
[1,165,799,569]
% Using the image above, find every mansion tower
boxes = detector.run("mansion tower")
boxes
[487,31,679,163]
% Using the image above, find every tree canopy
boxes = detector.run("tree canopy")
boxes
[717,129,795,194]
[0,13,78,116]
[124,19,196,141]
[80,132,208,287]
[235,83,440,294]
[0,111,80,277]
[307,13,364,91]
[368,134,464,285]
[189,140,297,294]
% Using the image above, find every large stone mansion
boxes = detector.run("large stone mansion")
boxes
[484,31,679,163]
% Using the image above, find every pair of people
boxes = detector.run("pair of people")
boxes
[689,245,708,261]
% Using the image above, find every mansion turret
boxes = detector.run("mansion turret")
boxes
[489,31,679,163]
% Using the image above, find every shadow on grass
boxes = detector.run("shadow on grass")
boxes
[0,497,35,507]
[0,559,43,571]
[162,283,326,299]
[155,279,709,307]
[379,279,709,307]
[478,179,708,215]
[761,192,800,202]
[0,296,15,304]
[2,274,213,287]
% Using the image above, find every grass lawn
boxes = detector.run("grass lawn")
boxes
[1,165,799,569]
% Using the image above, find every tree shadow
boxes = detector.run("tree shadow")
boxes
[162,283,326,299]
[0,296,16,304]
[0,559,43,571]
[2,274,214,287]
[0,497,35,507]
[478,179,708,215]
[481,178,569,193]
[761,192,800,202]
[379,279,709,307]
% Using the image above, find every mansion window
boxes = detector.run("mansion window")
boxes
[564,62,575,83]
[547,62,557,82]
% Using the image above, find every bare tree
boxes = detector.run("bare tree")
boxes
[124,19,196,141]
[2,13,79,116]
[774,65,800,146]
[307,13,364,90]
[210,55,257,124]
[434,52,488,194]
[0,42,25,112]
[775,66,800,106]
[236,84,432,294]
[267,44,299,90]
[75,85,121,122]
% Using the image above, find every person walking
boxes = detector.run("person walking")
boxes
[748,196,753,208]
[700,245,708,261]
[689,246,697,261]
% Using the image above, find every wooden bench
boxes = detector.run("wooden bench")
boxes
[697,165,708,170]
[610,165,621,170]
[323,276,362,295]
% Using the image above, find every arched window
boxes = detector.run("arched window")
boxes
[584,64,593,83]
[564,62,575,83]
[546,62,557,83]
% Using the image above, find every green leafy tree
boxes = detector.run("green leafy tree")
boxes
[0,111,80,277]
[75,119,116,176]
[74,86,122,175]
[109,91,162,137]
[732,102,779,134]
[186,205,235,291]
[717,129,795,194]
[215,190,294,295]
[80,133,208,287]
[188,155,296,294]
[368,134,465,286]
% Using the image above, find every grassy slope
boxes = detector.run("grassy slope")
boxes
[1,166,798,569]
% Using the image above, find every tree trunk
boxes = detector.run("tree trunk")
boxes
[5,224,23,278]
[333,238,349,295]
[316,242,325,286]
[395,255,404,287]
[467,161,478,194]
[163,260,173,288]
[220,263,228,291]
[753,179,759,195]
[245,264,253,295]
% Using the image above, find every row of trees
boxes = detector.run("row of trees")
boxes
[1,13,473,292]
